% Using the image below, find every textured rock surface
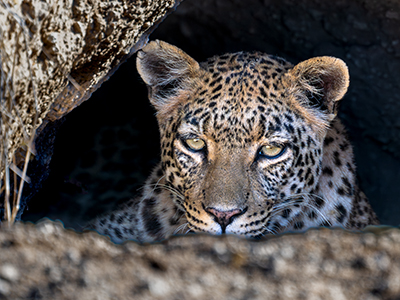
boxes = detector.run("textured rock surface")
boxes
[0,0,176,141]
[0,0,179,218]
[0,221,400,300]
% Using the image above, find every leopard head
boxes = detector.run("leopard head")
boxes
[137,40,349,237]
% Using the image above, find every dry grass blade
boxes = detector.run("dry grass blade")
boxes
[0,0,38,225]
[12,154,17,211]
[4,159,10,222]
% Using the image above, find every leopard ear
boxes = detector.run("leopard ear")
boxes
[136,40,200,113]
[288,56,349,120]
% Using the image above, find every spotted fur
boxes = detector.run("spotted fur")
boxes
[88,40,379,243]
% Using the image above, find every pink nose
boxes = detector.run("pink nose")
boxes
[205,207,244,232]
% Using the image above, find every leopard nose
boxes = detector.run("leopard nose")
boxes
[205,207,245,233]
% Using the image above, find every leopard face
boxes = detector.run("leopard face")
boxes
[165,91,324,236]
[136,40,351,238]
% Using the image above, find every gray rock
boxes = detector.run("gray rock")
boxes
[1,221,400,299]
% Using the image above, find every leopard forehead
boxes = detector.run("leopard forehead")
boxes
[200,51,293,95]
[173,52,308,147]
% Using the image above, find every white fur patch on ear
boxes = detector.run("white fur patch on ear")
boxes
[289,56,350,116]
[136,40,200,113]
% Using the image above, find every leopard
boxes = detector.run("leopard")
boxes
[87,40,379,243]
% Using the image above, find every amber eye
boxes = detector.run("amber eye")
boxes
[185,138,206,151]
[259,145,285,158]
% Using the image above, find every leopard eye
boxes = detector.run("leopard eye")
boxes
[259,145,285,158]
[185,138,206,151]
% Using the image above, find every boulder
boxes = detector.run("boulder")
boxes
[0,221,399,299]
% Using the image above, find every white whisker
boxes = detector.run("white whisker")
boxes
[300,202,331,226]
[263,226,277,235]
[147,182,185,200]
[268,192,331,230]
[150,175,166,194]
[174,222,189,235]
